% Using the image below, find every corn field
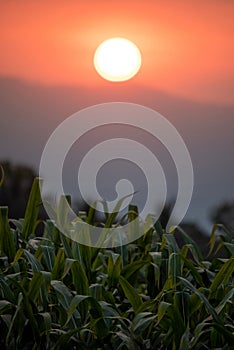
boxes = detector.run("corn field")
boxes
[0,178,233,349]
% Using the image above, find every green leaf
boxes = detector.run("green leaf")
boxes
[208,224,232,256]
[21,291,41,343]
[179,277,221,324]
[108,253,121,286]
[215,287,234,314]
[6,292,24,345]
[23,249,42,272]
[188,293,202,316]
[154,220,164,240]
[168,253,181,287]
[67,294,90,322]
[157,301,171,323]
[21,177,42,240]
[223,242,234,256]
[28,272,44,303]
[54,328,85,349]
[70,259,89,295]
[179,326,189,350]
[0,300,13,314]
[212,322,234,345]
[179,250,204,286]
[0,207,16,262]
[163,233,180,254]
[51,280,73,311]
[176,226,203,262]
[40,245,55,271]
[57,195,71,229]
[78,243,92,280]
[104,192,137,228]
[51,247,65,280]
[37,312,51,335]
[128,205,140,243]
[59,233,73,258]
[67,295,109,338]
[119,275,142,314]
[132,312,156,334]
[52,280,80,329]
[87,202,96,224]
[0,276,16,303]
[122,257,150,281]
[210,257,234,293]
[10,248,24,266]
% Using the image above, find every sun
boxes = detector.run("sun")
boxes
[94,38,142,82]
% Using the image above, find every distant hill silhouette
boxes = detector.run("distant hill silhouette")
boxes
[0,160,233,257]
[0,160,35,218]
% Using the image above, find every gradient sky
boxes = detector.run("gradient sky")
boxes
[0,0,234,231]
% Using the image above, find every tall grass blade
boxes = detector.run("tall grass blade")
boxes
[119,276,142,313]
[0,207,16,262]
[21,177,42,240]
[210,258,234,293]
[179,277,221,324]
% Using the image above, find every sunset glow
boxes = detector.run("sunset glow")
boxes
[0,1,233,103]
[94,38,142,82]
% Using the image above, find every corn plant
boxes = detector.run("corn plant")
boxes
[0,178,233,349]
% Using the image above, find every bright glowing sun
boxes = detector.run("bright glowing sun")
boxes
[94,38,142,82]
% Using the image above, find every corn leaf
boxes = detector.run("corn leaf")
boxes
[0,207,16,262]
[119,275,142,314]
[21,177,42,240]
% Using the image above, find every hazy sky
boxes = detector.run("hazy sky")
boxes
[0,0,234,231]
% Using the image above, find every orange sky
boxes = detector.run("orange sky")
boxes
[0,0,233,104]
